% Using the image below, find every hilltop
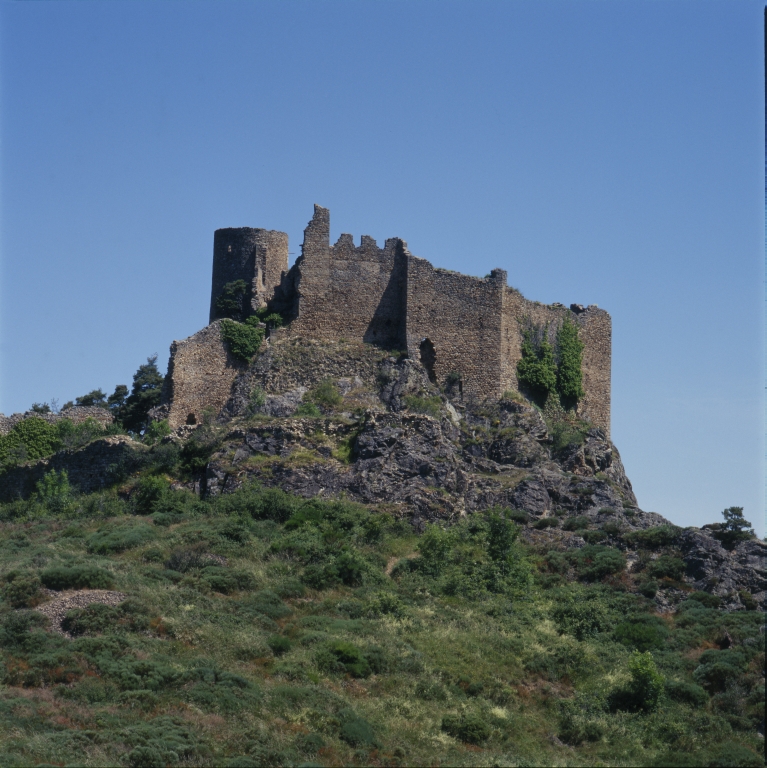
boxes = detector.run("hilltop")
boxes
[0,335,763,767]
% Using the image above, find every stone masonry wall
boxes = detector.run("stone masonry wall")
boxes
[160,321,246,430]
[289,205,407,349]
[210,227,288,323]
[500,294,611,435]
[404,259,505,401]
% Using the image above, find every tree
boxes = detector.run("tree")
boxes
[626,651,664,711]
[709,507,754,551]
[30,403,51,414]
[556,316,584,410]
[107,384,129,416]
[119,356,165,434]
[75,389,107,407]
[516,332,557,406]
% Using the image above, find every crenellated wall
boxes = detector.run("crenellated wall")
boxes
[162,205,612,436]
[289,205,408,349]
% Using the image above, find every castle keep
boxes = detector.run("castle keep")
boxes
[164,205,611,434]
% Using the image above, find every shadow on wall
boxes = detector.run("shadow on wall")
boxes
[362,245,407,349]
[419,339,437,383]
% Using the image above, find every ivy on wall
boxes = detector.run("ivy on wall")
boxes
[517,315,584,410]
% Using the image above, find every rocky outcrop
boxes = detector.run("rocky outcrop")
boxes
[678,529,766,607]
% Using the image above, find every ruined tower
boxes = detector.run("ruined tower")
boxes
[209,227,288,323]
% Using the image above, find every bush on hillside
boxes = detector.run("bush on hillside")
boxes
[41,565,114,591]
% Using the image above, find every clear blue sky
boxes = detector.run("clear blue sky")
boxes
[1,0,763,536]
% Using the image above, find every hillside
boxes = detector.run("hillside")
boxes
[0,337,764,767]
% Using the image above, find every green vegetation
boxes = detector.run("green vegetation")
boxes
[556,315,585,409]
[215,279,249,321]
[0,416,126,471]
[516,330,557,406]
[0,470,762,767]
[403,394,442,418]
[220,317,266,362]
[707,507,756,551]
[307,378,343,411]
[517,316,586,410]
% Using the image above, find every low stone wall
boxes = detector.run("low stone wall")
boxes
[0,436,146,502]
[0,406,114,437]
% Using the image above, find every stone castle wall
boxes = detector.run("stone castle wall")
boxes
[405,259,505,400]
[160,321,246,430]
[289,205,407,349]
[160,205,613,435]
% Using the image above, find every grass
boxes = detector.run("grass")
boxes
[0,479,763,767]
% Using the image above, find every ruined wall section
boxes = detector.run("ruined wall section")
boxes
[210,227,288,323]
[575,307,611,436]
[500,295,611,435]
[289,205,407,349]
[160,321,246,430]
[405,260,505,401]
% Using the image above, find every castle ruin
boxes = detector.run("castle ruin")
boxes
[161,205,611,434]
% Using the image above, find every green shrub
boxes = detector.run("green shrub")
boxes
[35,469,74,514]
[179,428,222,474]
[417,524,453,575]
[57,417,109,450]
[316,641,371,678]
[0,571,43,608]
[639,579,659,598]
[338,709,376,747]
[200,566,255,594]
[693,650,747,693]
[552,593,611,639]
[625,525,680,549]
[533,517,559,530]
[143,419,171,446]
[308,378,342,410]
[647,555,685,580]
[295,402,322,417]
[570,545,625,581]
[610,651,665,712]
[441,712,491,745]
[61,601,150,636]
[41,565,114,591]
[268,636,292,656]
[582,530,607,543]
[220,317,265,362]
[403,395,442,417]
[517,331,557,406]
[687,591,722,609]
[665,679,708,706]
[614,614,669,651]
[550,419,589,453]
[247,385,266,415]
[87,523,156,553]
[562,516,590,531]
[215,279,248,320]
[0,416,60,467]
